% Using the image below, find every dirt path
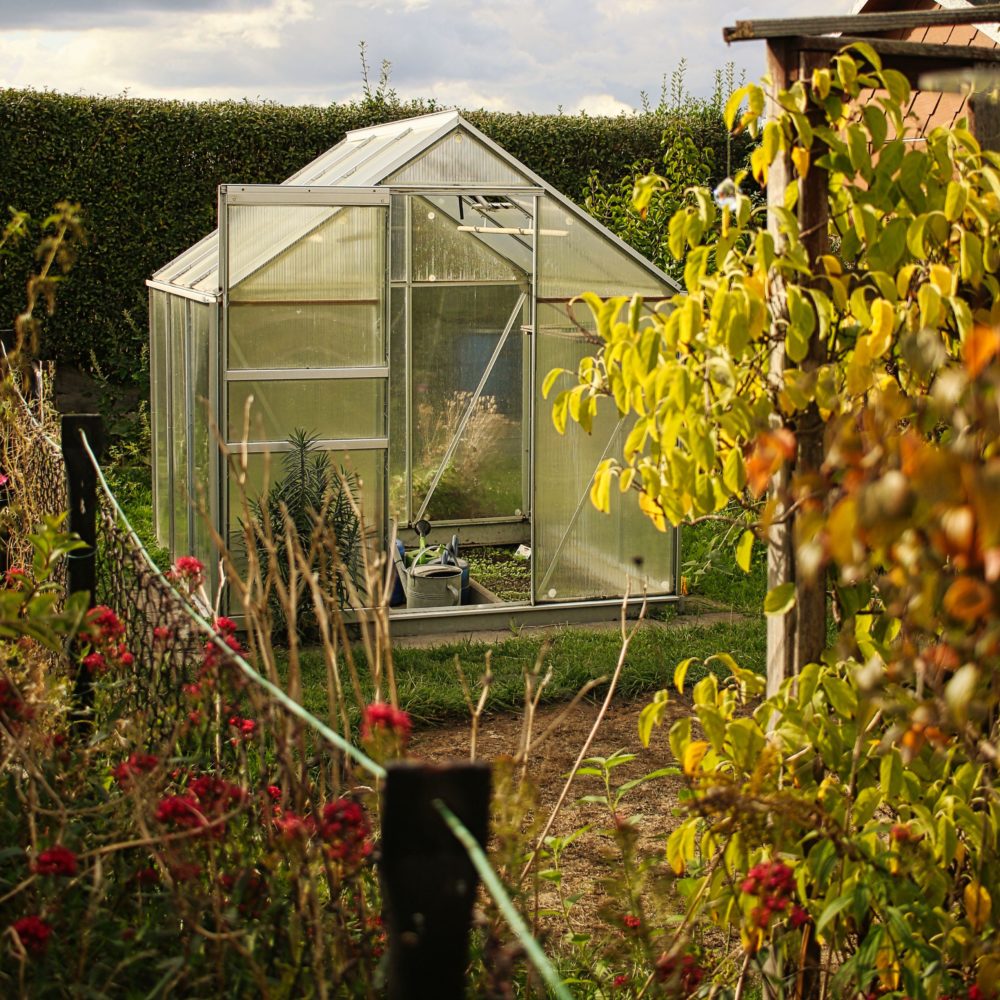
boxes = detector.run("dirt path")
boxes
[410,691,695,928]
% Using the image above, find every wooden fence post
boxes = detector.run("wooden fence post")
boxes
[380,761,492,1000]
[62,414,104,722]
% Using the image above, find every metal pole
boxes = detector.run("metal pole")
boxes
[381,761,491,1000]
[62,413,104,723]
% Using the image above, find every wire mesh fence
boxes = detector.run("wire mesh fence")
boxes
[0,376,568,999]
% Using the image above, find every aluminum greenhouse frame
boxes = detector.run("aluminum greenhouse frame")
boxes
[148,110,682,631]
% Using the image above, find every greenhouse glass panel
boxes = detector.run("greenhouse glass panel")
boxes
[386,130,532,187]
[230,206,384,301]
[410,196,521,283]
[150,289,170,548]
[536,196,669,300]
[227,303,383,370]
[190,302,213,561]
[533,303,674,601]
[169,297,190,556]
[388,286,407,521]
[228,379,385,443]
[410,284,525,522]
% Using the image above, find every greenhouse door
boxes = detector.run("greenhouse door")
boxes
[400,192,533,528]
[219,185,390,554]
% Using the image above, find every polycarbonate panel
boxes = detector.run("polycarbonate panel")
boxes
[388,287,407,520]
[189,302,214,561]
[411,196,521,283]
[229,206,384,301]
[169,298,190,556]
[410,285,525,521]
[228,379,385,443]
[533,303,674,601]
[386,129,531,187]
[537,195,670,301]
[228,448,386,552]
[228,303,383,369]
[150,290,171,548]
[390,194,407,282]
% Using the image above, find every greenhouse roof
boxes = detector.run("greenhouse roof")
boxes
[150,110,678,299]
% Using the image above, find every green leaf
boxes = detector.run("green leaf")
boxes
[764,582,796,616]
[735,529,754,573]
[816,892,855,935]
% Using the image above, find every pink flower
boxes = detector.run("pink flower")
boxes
[32,846,77,877]
[11,915,51,955]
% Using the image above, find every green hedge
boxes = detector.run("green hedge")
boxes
[0,90,733,381]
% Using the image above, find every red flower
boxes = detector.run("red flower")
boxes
[153,626,171,642]
[623,913,641,930]
[112,753,159,787]
[654,952,705,994]
[167,556,205,590]
[134,866,160,886]
[319,798,371,867]
[613,974,629,988]
[790,905,810,929]
[155,794,205,829]
[361,702,412,741]
[266,785,281,801]
[0,679,33,726]
[82,652,106,673]
[32,846,77,877]
[275,812,315,842]
[11,915,51,955]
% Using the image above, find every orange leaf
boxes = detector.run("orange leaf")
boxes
[943,576,994,624]
[964,325,1000,379]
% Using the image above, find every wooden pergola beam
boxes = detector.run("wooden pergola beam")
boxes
[724,5,1000,43]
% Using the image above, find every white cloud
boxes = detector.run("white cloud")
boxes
[574,93,636,116]
[0,0,856,110]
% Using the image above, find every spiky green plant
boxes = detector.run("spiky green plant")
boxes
[246,429,364,631]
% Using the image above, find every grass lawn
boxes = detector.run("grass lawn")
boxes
[294,612,766,729]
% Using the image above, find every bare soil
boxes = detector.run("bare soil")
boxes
[410,692,695,928]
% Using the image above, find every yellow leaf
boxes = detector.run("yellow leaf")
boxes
[639,491,668,532]
[791,145,810,179]
[870,299,895,356]
[965,881,992,933]
[876,945,900,990]
[682,740,709,776]
[930,264,954,296]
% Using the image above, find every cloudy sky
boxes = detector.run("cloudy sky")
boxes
[0,0,855,114]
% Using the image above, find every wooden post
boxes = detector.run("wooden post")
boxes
[765,40,797,698]
[62,414,104,723]
[380,762,491,1000]
[763,44,831,699]
[969,60,1000,152]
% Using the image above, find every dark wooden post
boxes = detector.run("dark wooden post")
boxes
[969,60,1000,152]
[763,43,831,699]
[62,414,104,721]
[380,762,491,1000]
[765,40,798,697]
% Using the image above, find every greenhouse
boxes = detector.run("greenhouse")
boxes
[148,110,682,629]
